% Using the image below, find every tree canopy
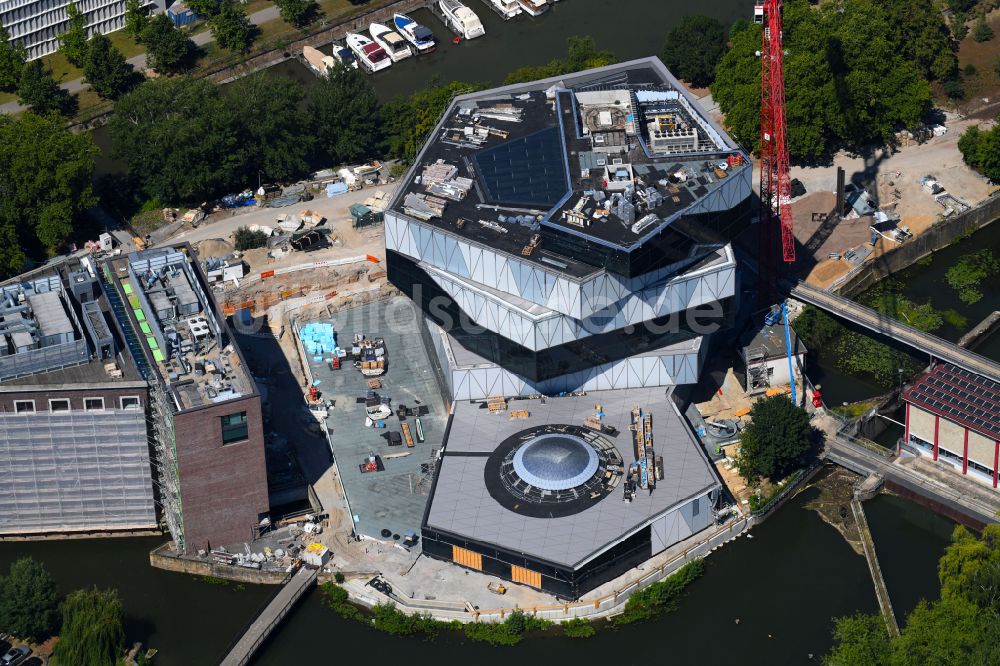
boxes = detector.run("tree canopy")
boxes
[225,71,313,183]
[17,60,77,116]
[53,588,126,666]
[83,33,139,100]
[826,525,1000,666]
[0,24,26,92]
[141,14,195,73]
[309,62,381,165]
[123,0,149,39]
[661,15,726,88]
[712,0,941,160]
[210,0,257,53]
[0,558,60,642]
[58,1,90,67]
[0,112,97,276]
[275,0,317,28]
[957,122,1000,183]
[112,76,244,204]
[736,394,812,483]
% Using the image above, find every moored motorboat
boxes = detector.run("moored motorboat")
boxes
[345,32,392,73]
[393,13,436,52]
[330,41,358,69]
[480,0,520,19]
[516,0,548,16]
[439,0,485,40]
[369,21,413,62]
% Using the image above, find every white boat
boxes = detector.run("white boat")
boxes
[330,42,358,69]
[481,0,521,19]
[393,13,436,52]
[516,0,548,16]
[369,22,413,62]
[439,0,485,40]
[345,32,392,73]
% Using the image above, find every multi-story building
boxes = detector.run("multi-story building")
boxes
[383,57,749,597]
[0,257,157,536]
[103,245,270,554]
[1,0,162,61]
[903,362,1000,489]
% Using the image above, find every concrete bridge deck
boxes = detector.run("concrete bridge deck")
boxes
[218,565,319,666]
[790,282,1000,382]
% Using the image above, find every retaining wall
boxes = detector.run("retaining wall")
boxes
[149,543,290,584]
[832,195,1000,296]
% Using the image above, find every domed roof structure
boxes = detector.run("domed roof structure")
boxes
[512,433,600,491]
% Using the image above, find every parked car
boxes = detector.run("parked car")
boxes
[2,646,31,666]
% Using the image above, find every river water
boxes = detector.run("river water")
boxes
[0,485,954,665]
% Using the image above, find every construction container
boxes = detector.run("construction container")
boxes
[302,542,331,566]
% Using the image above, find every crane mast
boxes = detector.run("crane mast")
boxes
[757,0,795,304]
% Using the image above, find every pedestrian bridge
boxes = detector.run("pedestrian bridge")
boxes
[218,565,319,666]
[790,282,1000,382]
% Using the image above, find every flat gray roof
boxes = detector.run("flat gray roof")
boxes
[425,387,719,568]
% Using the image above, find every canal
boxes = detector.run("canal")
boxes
[0,485,955,665]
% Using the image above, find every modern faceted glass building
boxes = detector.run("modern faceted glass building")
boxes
[389,58,745,598]
[386,57,751,400]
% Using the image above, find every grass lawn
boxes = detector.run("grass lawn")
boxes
[0,91,16,104]
[108,30,145,59]
[40,50,83,84]
[72,87,106,118]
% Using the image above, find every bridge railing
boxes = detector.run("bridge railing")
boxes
[214,566,301,666]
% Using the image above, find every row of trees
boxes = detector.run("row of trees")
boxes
[826,524,1000,665]
[712,0,956,161]
[0,557,127,665]
[109,34,613,208]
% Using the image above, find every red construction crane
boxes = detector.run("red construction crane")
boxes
[757,0,795,302]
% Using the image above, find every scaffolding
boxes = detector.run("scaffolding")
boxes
[148,381,185,552]
[746,346,771,394]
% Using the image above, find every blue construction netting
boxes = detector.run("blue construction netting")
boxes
[299,322,337,356]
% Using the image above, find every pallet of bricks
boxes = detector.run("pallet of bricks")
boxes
[487,396,507,413]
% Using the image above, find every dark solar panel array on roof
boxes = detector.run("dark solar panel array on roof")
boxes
[475,126,569,207]
[907,364,1000,438]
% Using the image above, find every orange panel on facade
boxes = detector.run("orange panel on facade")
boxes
[511,565,542,588]
[452,546,482,570]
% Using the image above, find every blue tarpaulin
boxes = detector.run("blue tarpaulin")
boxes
[326,182,349,197]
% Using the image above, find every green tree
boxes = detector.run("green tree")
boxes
[83,33,138,100]
[830,0,932,146]
[710,22,763,152]
[0,25,26,92]
[226,72,312,182]
[123,0,149,40]
[112,77,243,203]
[309,61,381,165]
[141,13,195,74]
[187,0,220,18]
[824,613,891,666]
[233,226,268,250]
[938,525,1000,611]
[210,0,257,53]
[0,113,97,266]
[945,250,1000,304]
[973,14,994,42]
[58,1,90,67]
[793,305,844,350]
[0,558,60,642]
[0,224,25,280]
[52,588,125,666]
[661,15,726,88]
[736,394,812,484]
[883,0,958,81]
[275,0,317,28]
[17,60,77,116]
